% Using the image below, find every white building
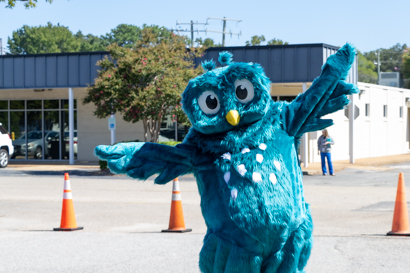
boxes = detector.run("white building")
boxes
[272,82,410,163]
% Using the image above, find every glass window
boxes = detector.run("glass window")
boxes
[0,112,8,132]
[10,111,26,159]
[44,111,60,160]
[62,99,77,109]
[27,111,43,160]
[10,100,25,110]
[62,110,78,160]
[27,100,42,109]
[0,100,8,110]
[4,99,77,161]
[44,100,59,109]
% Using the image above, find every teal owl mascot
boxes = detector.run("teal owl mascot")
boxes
[95,44,358,272]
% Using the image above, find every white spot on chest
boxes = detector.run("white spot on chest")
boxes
[241,148,250,154]
[259,143,267,150]
[224,171,231,184]
[231,188,238,200]
[221,152,231,161]
[269,173,277,185]
[274,160,281,171]
[252,172,262,183]
[237,164,247,176]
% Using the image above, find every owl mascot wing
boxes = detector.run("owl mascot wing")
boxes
[282,43,359,139]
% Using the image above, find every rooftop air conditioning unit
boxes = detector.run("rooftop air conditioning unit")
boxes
[379,72,400,88]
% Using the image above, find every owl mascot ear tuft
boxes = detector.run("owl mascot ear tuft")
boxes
[201,59,216,72]
[218,51,233,66]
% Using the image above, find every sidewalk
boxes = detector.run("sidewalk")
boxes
[302,153,410,175]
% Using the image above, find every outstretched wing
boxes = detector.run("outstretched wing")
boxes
[282,43,359,138]
[94,142,196,184]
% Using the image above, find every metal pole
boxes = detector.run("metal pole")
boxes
[68,88,74,165]
[222,17,226,47]
[110,114,116,145]
[190,20,194,47]
[349,94,355,163]
[302,83,308,167]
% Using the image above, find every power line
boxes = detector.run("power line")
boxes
[172,17,242,47]
[173,20,208,47]
[206,17,242,47]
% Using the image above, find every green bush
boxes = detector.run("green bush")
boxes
[98,140,181,170]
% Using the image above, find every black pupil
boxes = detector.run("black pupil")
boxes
[206,95,218,109]
[236,85,248,100]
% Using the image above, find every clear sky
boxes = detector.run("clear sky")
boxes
[0,0,408,53]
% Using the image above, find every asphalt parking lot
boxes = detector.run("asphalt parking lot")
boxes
[1,164,410,273]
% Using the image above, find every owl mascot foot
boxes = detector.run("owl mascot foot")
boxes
[95,44,358,273]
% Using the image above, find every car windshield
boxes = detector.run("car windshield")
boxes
[19,131,42,140]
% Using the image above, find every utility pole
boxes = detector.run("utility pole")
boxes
[222,18,226,47]
[175,20,208,47]
[207,17,242,47]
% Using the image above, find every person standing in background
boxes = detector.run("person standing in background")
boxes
[317,129,335,176]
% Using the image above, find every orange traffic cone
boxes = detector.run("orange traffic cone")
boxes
[54,173,83,231]
[162,178,192,233]
[387,173,410,236]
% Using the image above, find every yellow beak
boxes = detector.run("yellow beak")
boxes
[226,110,240,126]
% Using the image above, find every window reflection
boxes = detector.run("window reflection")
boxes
[44,100,59,109]
[27,100,42,110]
[45,111,60,160]
[10,111,26,159]
[2,99,77,161]
[10,100,25,110]
[0,112,8,131]
[62,111,78,160]
[0,101,8,110]
[27,111,43,159]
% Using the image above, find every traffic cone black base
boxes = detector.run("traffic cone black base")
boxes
[162,228,192,233]
[54,227,84,232]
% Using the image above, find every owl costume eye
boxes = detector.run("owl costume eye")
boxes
[234,79,254,103]
[198,90,220,114]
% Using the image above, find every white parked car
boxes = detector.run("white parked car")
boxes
[0,123,14,168]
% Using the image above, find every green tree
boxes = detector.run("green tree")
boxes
[83,29,205,142]
[74,31,105,52]
[195,37,221,47]
[364,43,407,73]
[267,38,288,45]
[101,24,172,48]
[1,0,53,9]
[358,52,378,84]
[246,35,266,46]
[8,22,81,54]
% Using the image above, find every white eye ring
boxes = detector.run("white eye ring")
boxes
[234,79,255,103]
[198,90,220,115]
